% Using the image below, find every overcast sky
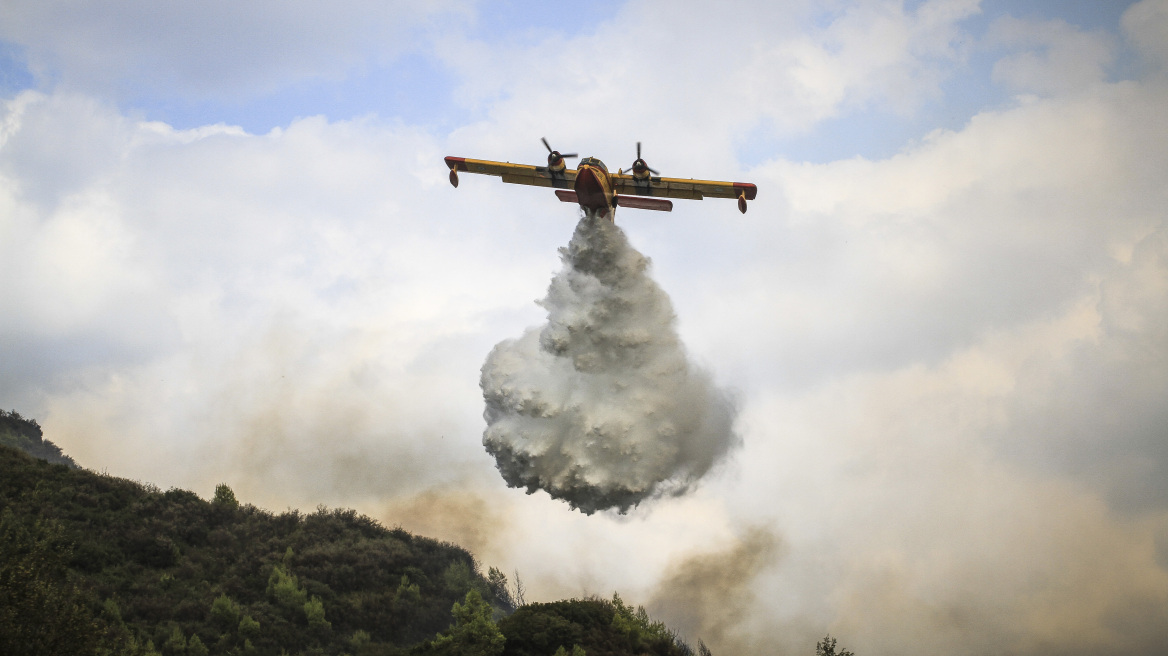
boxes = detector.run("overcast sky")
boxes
[2,1,1167,654]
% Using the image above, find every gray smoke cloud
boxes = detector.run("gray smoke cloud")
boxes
[647,526,783,653]
[480,211,739,514]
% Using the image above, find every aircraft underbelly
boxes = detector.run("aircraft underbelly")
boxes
[574,167,611,212]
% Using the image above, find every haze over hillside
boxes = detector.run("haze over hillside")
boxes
[0,411,743,656]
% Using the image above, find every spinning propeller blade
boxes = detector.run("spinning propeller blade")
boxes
[541,137,577,167]
[629,142,659,175]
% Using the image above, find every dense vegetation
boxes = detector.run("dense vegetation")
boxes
[0,409,77,468]
[494,595,693,656]
[0,439,505,654]
[0,411,704,656]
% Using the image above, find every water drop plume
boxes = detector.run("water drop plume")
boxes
[481,211,739,514]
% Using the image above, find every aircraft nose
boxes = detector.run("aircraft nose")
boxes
[573,165,607,212]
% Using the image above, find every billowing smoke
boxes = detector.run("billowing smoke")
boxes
[647,527,783,653]
[480,211,739,514]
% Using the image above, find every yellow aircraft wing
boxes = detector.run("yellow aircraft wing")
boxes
[611,174,758,202]
[445,157,577,189]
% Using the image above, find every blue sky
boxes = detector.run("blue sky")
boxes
[1,2,1167,654]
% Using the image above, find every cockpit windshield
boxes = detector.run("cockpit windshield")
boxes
[578,157,608,173]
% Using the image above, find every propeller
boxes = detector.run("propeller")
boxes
[542,137,577,169]
[628,141,659,178]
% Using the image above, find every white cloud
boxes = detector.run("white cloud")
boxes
[438,0,981,173]
[0,89,559,501]
[668,77,1168,397]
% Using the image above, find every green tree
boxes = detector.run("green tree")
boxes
[164,624,187,654]
[486,567,515,611]
[608,593,676,653]
[816,634,855,656]
[267,564,308,610]
[444,560,477,596]
[187,634,209,656]
[102,598,122,623]
[305,595,332,631]
[430,589,505,656]
[210,593,240,632]
[212,483,239,509]
[349,629,372,649]
[552,646,586,656]
[238,614,261,640]
[610,593,642,646]
[395,574,422,607]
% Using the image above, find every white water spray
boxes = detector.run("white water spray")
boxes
[481,211,739,514]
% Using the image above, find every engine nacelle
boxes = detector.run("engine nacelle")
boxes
[627,143,658,181]
[547,152,569,172]
[630,158,652,180]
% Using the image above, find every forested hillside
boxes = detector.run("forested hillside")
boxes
[0,411,700,656]
[0,409,77,468]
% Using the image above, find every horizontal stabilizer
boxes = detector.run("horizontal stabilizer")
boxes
[554,190,579,203]
[615,195,673,212]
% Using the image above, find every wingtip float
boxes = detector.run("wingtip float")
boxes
[444,139,757,221]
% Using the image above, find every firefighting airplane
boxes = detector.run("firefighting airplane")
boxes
[444,139,757,219]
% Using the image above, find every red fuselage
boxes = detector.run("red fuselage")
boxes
[573,160,614,217]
